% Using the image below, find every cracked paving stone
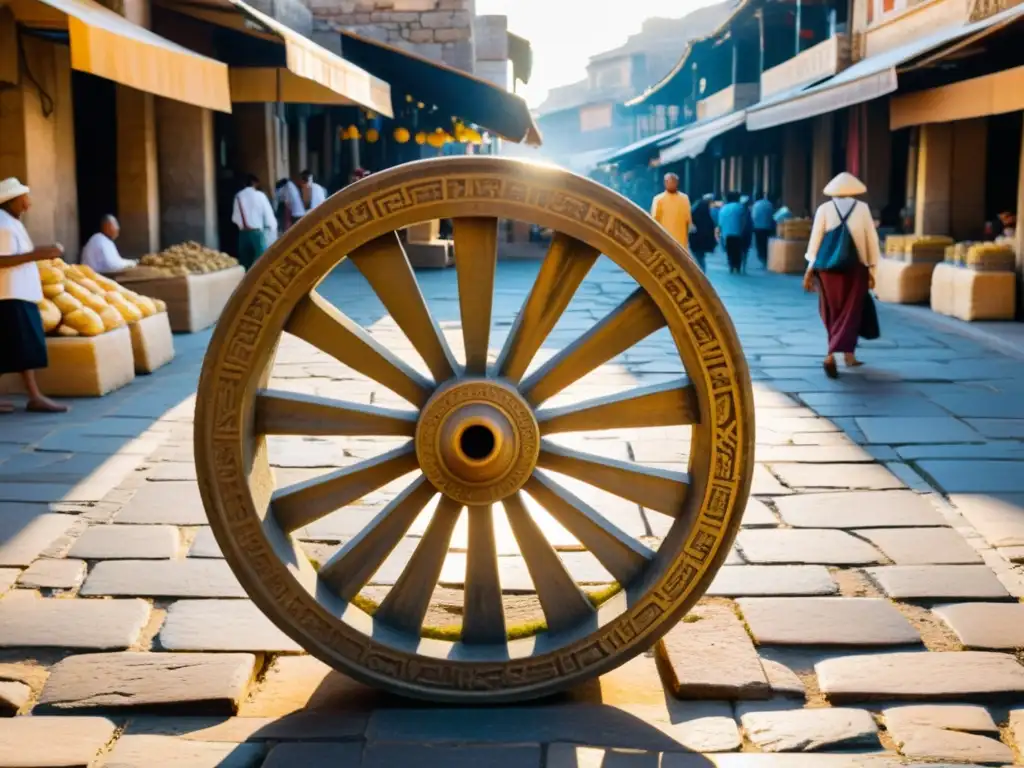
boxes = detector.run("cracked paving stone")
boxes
[187,528,222,558]
[37,652,257,714]
[81,559,247,598]
[866,565,1010,599]
[883,704,999,734]
[17,558,86,590]
[855,528,982,565]
[766,463,905,491]
[158,600,303,653]
[883,704,1010,764]
[760,660,805,699]
[0,597,150,649]
[658,603,770,700]
[916,460,1024,493]
[114,482,208,525]
[0,716,117,767]
[68,524,180,560]
[816,651,1024,702]
[737,530,883,565]
[774,491,946,528]
[737,706,880,752]
[706,566,838,597]
[103,735,265,768]
[933,603,1024,649]
[0,570,17,596]
[0,509,75,567]
[0,681,30,716]
[949,493,1024,548]
[737,598,920,647]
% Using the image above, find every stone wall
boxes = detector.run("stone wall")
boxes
[313,0,476,72]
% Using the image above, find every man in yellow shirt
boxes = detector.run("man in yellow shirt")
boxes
[650,173,699,270]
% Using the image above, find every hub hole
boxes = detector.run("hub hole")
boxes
[460,424,496,461]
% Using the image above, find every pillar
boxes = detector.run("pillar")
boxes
[117,87,160,256]
[156,98,217,248]
[782,123,810,216]
[950,118,987,242]
[914,122,953,236]
[232,103,276,190]
[811,113,833,211]
[862,100,891,217]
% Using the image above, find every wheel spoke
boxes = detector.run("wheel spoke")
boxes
[348,233,458,384]
[319,476,436,601]
[521,288,666,405]
[538,379,699,435]
[495,233,600,383]
[537,441,689,517]
[286,292,433,408]
[525,472,652,585]
[272,443,419,534]
[453,218,498,375]
[255,390,417,437]
[503,493,594,633]
[375,496,463,633]
[462,504,506,644]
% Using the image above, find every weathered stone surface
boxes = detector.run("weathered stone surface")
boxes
[816,651,1024,702]
[867,565,1010,599]
[737,530,883,565]
[0,510,75,566]
[123,712,367,742]
[69,524,180,560]
[774,491,946,528]
[883,704,998,733]
[115,482,208,524]
[737,598,919,647]
[0,716,116,767]
[950,493,1024,548]
[158,600,302,652]
[0,681,30,716]
[706,566,838,597]
[933,603,1024,649]
[103,735,265,768]
[884,705,1012,765]
[855,416,981,444]
[188,528,222,558]
[917,460,1024,493]
[240,655,383,718]
[856,528,982,565]
[38,652,257,713]
[363,743,541,768]
[0,597,149,649]
[752,466,791,495]
[761,660,805,699]
[766,463,905,490]
[262,743,363,768]
[17,558,85,589]
[81,560,246,598]
[1010,708,1024,756]
[742,498,777,526]
[658,604,770,700]
[0,570,17,596]
[738,706,879,752]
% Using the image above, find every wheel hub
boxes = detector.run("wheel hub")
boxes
[417,379,540,505]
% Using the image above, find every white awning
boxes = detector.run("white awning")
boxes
[658,111,747,165]
[745,3,1024,132]
[598,125,686,165]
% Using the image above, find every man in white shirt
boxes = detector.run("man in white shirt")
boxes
[81,215,136,274]
[275,177,305,231]
[232,174,278,270]
[299,170,327,212]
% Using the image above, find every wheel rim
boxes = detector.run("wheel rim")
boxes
[194,156,755,702]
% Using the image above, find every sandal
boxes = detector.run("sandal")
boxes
[823,359,839,379]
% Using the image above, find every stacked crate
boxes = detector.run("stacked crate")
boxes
[768,218,811,274]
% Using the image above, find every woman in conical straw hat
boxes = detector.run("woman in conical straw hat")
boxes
[802,172,881,379]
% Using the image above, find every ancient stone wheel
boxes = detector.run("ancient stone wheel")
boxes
[194,156,754,703]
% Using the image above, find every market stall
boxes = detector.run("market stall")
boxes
[874,235,953,305]
[931,242,1017,321]
[767,218,810,274]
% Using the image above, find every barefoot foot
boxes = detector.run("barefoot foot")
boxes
[26,397,69,414]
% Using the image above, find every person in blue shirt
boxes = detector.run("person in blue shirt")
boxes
[717,191,748,274]
[751,191,776,266]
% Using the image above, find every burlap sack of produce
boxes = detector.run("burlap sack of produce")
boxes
[874,257,935,305]
[950,268,1016,321]
[930,263,957,316]
[768,238,808,274]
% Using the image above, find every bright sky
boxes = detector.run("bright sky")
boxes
[477,0,720,107]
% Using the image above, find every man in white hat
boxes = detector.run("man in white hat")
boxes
[0,178,69,413]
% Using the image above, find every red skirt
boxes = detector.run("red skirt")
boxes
[817,263,869,355]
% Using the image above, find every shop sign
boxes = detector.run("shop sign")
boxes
[760,35,849,100]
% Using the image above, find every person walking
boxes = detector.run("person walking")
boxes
[650,172,694,265]
[299,170,328,212]
[0,178,69,414]
[802,172,882,379]
[232,174,277,270]
[718,192,747,274]
[752,191,775,266]
[689,194,717,272]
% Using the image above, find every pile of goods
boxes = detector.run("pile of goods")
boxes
[777,218,812,241]
[138,242,238,277]
[36,261,166,337]
[884,235,953,264]
[962,242,1015,272]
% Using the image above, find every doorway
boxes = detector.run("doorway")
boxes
[71,71,116,249]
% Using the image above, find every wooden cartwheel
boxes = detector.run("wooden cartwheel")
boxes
[194,157,755,703]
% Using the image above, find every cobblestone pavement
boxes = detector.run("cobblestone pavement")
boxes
[1,253,1023,767]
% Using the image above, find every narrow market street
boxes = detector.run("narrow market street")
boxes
[1,253,1024,767]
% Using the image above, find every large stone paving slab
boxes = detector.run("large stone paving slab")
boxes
[916,460,1024,493]
[81,560,247,598]
[949,493,1024,548]
[261,743,364,768]
[854,417,981,445]
[736,530,883,565]
[866,565,1010,599]
[158,600,303,652]
[0,716,117,768]
[883,704,1011,764]
[362,744,542,768]
[774,492,946,528]
[933,603,1024,649]
[737,706,879,752]
[0,596,150,649]
[37,652,257,714]
[0,508,75,567]
[855,528,982,565]
[114,482,208,525]
[68,524,180,559]
[658,604,770,700]
[737,598,920,647]
[16,558,86,589]
[816,651,1024,702]
[706,566,838,597]
[103,735,266,768]
[766,464,905,491]
[547,745,909,766]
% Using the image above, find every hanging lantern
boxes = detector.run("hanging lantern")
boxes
[405,94,414,103]
[394,127,411,144]
[417,101,425,109]
[426,132,446,149]
[366,128,380,144]
[342,124,361,140]
[414,131,427,145]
